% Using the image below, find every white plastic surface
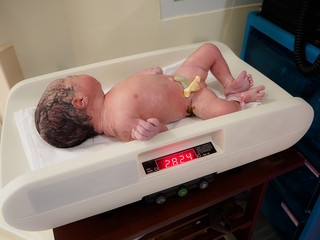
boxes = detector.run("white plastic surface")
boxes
[0,41,314,231]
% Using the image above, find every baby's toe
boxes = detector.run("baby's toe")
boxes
[257,92,265,101]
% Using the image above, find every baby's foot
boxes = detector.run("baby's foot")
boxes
[228,85,265,103]
[224,70,254,96]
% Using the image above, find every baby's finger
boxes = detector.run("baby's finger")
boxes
[139,119,157,132]
[132,129,149,141]
[136,124,152,136]
[146,118,160,127]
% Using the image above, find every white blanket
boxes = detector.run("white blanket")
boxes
[15,60,260,170]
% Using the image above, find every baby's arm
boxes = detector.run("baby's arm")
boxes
[132,118,168,141]
[111,116,168,141]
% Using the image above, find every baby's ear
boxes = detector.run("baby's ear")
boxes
[72,96,88,109]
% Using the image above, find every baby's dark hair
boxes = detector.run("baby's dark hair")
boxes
[35,78,98,148]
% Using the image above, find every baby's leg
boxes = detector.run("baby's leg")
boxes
[175,43,252,94]
[191,88,241,120]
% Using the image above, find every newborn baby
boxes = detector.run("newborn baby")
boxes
[35,43,265,147]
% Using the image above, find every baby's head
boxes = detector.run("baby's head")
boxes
[35,75,101,148]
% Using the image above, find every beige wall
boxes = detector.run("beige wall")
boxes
[0,0,75,78]
[0,0,261,129]
[0,0,261,79]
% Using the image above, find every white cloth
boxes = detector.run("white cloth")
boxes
[15,60,260,170]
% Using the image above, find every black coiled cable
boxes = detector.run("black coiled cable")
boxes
[294,0,320,77]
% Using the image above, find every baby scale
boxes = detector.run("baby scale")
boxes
[0,41,313,231]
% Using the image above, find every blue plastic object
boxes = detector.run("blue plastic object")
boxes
[241,11,320,240]
[241,12,320,64]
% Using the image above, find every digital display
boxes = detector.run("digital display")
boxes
[155,149,197,170]
[142,142,216,175]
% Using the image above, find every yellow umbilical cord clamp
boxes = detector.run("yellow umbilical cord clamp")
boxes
[184,76,200,97]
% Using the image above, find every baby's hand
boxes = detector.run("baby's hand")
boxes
[150,66,163,75]
[132,118,165,141]
[132,67,163,76]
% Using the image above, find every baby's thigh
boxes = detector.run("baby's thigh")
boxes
[175,61,208,82]
[175,43,216,81]
[192,88,238,120]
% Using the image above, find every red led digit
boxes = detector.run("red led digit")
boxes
[165,160,170,168]
[156,149,197,170]
[172,157,178,166]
